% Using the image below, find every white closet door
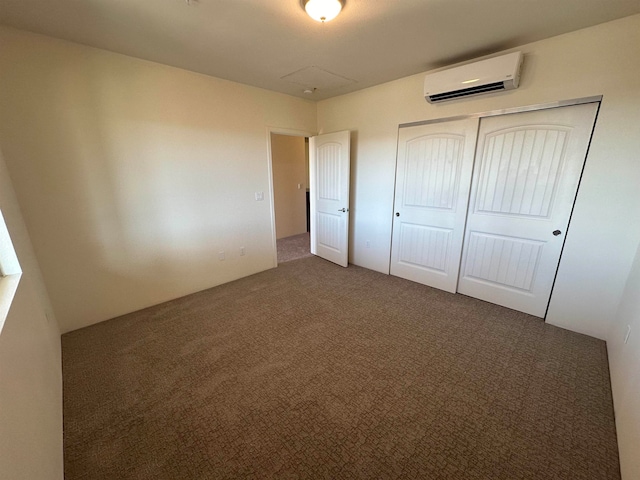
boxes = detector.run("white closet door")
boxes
[458,103,599,317]
[390,118,479,292]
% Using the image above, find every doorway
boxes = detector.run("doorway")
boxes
[270,132,312,264]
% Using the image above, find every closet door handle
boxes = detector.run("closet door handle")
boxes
[395,212,400,217]
[553,230,562,236]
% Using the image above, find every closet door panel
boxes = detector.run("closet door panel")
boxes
[390,118,479,292]
[458,103,599,317]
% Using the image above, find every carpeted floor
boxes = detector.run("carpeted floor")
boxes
[277,232,312,263]
[62,256,620,480]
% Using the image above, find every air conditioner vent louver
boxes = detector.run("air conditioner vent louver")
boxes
[428,81,506,103]
[424,52,523,104]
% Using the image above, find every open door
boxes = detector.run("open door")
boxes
[309,130,350,267]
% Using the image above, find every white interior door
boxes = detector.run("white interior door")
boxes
[309,130,350,267]
[458,103,599,317]
[390,118,479,292]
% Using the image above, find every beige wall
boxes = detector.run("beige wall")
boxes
[271,134,307,239]
[0,148,63,479]
[608,240,640,480]
[317,14,640,342]
[0,27,317,332]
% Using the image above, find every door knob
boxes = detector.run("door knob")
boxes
[338,208,347,212]
[553,230,562,236]
[396,212,400,217]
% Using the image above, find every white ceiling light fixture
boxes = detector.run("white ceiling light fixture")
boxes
[304,0,343,23]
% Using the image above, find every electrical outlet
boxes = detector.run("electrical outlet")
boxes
[240,247,245,256]
[255,192,264,201]
[218,251,225,261]
[624,325,631,344]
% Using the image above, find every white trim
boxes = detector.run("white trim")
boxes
[0,273,21,334]
[0,210,20,276]
[0,210,22,334]
[399,96,603,129]
[266,127,317,268]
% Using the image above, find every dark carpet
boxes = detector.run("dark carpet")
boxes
[62,256,620,479]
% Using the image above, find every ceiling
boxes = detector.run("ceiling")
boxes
[1,0,639,101]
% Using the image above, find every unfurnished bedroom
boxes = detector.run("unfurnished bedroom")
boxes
[0,1,639,479]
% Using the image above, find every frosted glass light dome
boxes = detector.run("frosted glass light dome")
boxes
[304,0,343,22]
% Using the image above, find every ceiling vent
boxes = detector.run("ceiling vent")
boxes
[424,52,523,104]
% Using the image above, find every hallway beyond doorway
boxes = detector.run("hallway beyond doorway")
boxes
[277,233,312,264]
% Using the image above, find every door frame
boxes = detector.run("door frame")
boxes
[266,127,317,268]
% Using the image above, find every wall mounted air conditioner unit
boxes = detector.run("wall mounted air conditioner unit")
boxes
[424,52,523,104]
